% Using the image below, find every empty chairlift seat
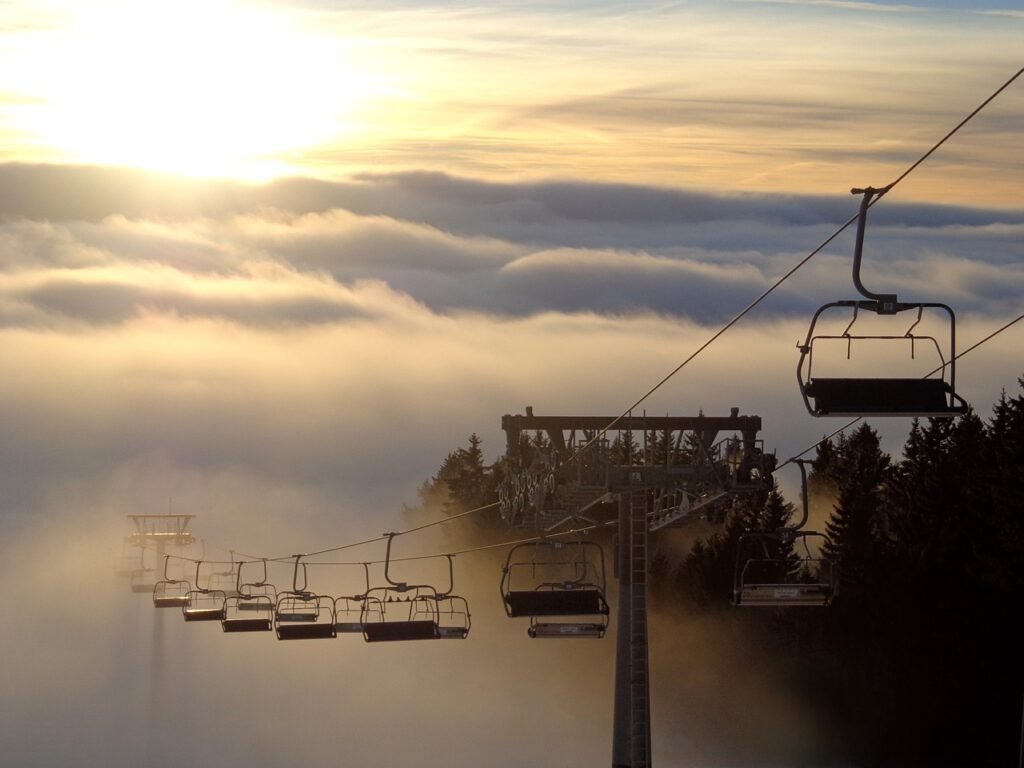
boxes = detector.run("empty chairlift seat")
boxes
[361,587,440,642]
[797,186,968,419]
[436,595,471,640]
[501,541,610,639]
[223,595,274,632]
[361,539,469,642]
[152,555,192,608]
[797,304,968,418]
[130,568,159,594]
[222,560,277,633]
[183,589,227,621]
[181,561,228,622]
[273,556,336,639]
[732,531,834,608]
[275,592,336,639]
[333,564,372,635]
[334,596,367,635]
[153,580,191,607]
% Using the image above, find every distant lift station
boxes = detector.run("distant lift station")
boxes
[499,409,773,531]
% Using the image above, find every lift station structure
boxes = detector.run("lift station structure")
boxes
[499,408,774,768]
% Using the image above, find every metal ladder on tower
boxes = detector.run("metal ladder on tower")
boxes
[629,488,651,768]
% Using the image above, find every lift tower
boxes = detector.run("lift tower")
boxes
[124,514,196,723]
[499,409,772,768]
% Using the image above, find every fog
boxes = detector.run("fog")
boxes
[0,163,1021,766]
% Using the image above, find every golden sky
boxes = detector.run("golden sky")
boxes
[0,0,1021,204]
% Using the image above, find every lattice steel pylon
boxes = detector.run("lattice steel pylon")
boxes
[612,489,652,767]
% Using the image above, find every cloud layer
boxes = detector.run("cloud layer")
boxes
[2,165,1022,329]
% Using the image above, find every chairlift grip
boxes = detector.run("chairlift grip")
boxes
[194,560,208,593]
[787,459,811,532]
[435,554,455,599]
[291,554,308,594]
[851,186,898,312]
[383,533,408,591]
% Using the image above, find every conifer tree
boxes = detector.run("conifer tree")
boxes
[821,423,888,596]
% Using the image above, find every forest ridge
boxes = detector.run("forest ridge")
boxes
[416,380,1024,767]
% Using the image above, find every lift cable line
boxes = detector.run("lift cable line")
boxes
[129,498,504,567]
[301,521,613,567]
[127,519,608,572]
[571,64,1024,458]
[776,308,1024,471]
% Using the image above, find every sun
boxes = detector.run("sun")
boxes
[15,0,373,179]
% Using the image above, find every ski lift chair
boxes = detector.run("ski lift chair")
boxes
[117,542,144,579]
[274,556,336,640]
[797,186,968,418]
[183,561,228,622]
[152,555,193,608]
[130,567,159,594]
[361,535,447,642]
[223,560,276,633]
[334,564,371,635]
[362,586,441,642]
[731,461,835,607]
[732,546,834,607]
[501,540,609,638]
[129,547,159,593]
[436,594,471,640]
[208,553,240,598]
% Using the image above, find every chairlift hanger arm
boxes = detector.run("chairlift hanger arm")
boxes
[851,185,897,310]
[382,533,437,593]
[291,554,308,594]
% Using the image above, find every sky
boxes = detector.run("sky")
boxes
[0,1,1021,766]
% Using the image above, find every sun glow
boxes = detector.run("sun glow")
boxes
[14,0,374,179]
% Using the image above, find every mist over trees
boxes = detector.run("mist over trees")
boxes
[414,378,1024,766]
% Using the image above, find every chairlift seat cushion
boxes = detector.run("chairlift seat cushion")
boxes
[275,623,336,640]
[222,618,272,632]
[806,377,960,416]
[735,584,832,607]
[363,620,439,642]
[184,608,225,622]
[238,600,272,611]
[437,626,469,640]
[504,589,608,617]
[275,612,319,622]
[153,596,190,608]
[334,621,365,633]
[529,622,605,639]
